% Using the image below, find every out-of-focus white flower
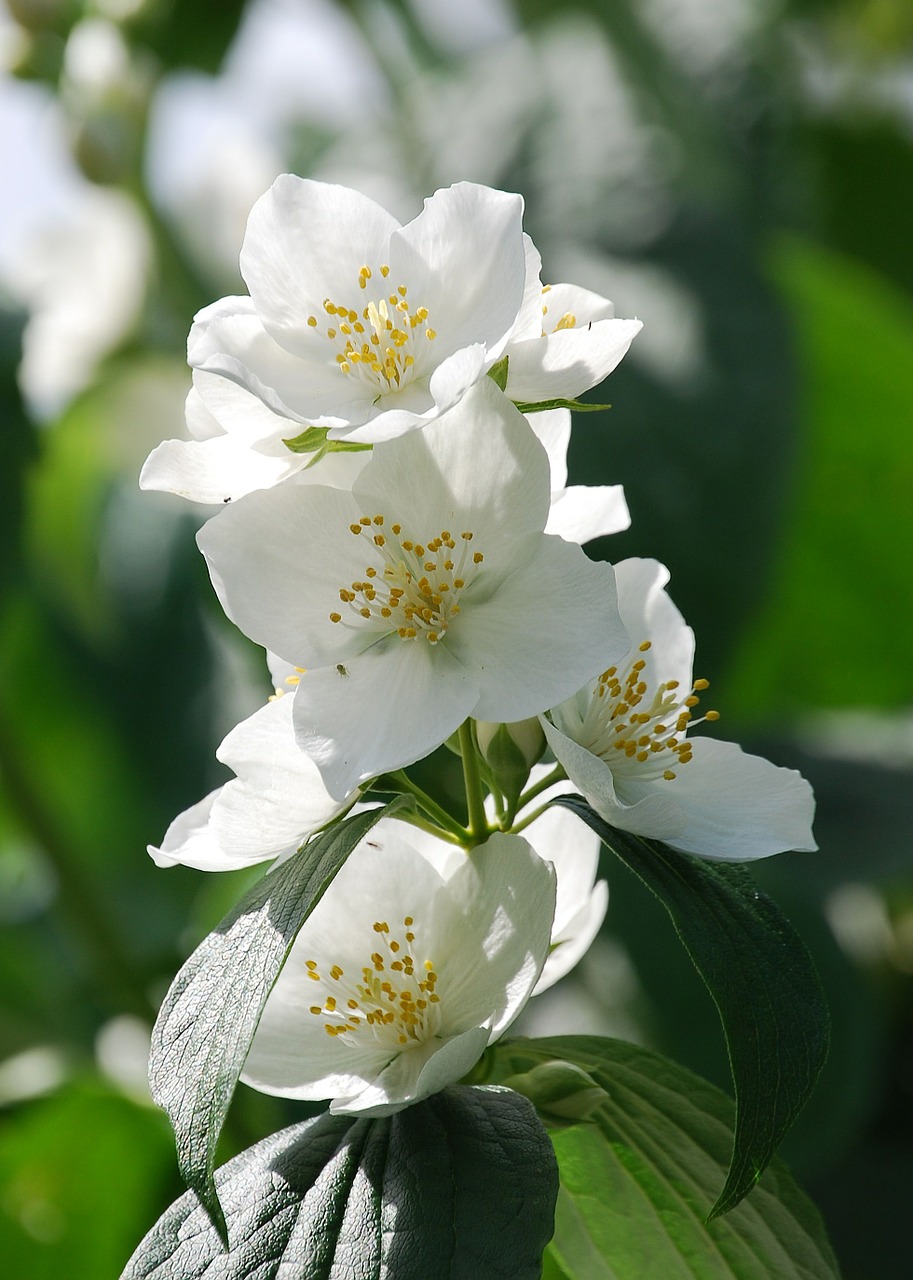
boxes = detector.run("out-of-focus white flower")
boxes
[241,822,556,1117]
[542,558,818,860]
[198,379,626,799]
[147,690,351,871]
[8,187,149,420]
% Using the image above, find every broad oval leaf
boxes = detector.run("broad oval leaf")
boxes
[148,799,412,1239]
[121,1085,557,1280]
[489,1037,840,1280]
[554,797,829,1217]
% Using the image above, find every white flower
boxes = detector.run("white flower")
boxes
[529,408,629,545]
[517,774,608,993]
[541,558,817,860]
[192,175,528,445]
[403,771,608,996]
[139,176,642,500]
[198,379,627,799]
[147,691,350,871]
[140,369,371,505]
[240,824,556,1117]
[504,238,642,406]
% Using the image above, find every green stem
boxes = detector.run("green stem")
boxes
[515,763,567,813]
[388,772,471,844]
[397,809,465,846]
[458,720,488,843]
[510,800,555,835]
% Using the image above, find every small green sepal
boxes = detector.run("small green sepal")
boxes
[487,355,510,390]
[513,397,612,414]
[282,426,373,456]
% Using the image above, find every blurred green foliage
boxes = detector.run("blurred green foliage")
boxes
[1,1,911,1276]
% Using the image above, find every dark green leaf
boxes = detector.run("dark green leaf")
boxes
[121,1085,557,1279]
[513,397,612,413]
[489,1037,840,1280]
[554,796,829,1216]
[148,799,413,1239]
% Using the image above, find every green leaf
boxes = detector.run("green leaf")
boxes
[487,355,510,390]
[0,1082,177,1280]
[554,797,829,1217]
[489,1037,840,1280]
[148,799,413,1240]
[121,1086,558,1279]
[724,236,913,719]
[282,426,372,455]
[513,397,612,413]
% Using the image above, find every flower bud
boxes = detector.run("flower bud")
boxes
[502,1060,608,1125]
[475,718,546,809]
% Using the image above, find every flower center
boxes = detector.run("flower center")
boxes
[580,640,719,781]
[329,516,485,644]
[307,264,437,393]
[540,284,577,335]
[304,916,442,1049]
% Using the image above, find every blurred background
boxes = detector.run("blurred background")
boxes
[0,0,911,1275]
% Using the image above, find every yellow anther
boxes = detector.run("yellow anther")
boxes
[307,315,318,327]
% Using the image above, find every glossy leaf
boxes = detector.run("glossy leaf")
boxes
[148,799,412,1239]
[122,1085,557,1280]
[554,797,829,1216]
[489,1036,840,1280]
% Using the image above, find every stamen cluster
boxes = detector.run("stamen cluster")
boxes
[329,516,484,643]
[307,265,437,392]
[304,916,441,1048]
[580,640,719,782]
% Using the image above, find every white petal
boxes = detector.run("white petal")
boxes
[508,234,547,342]
[242,825,554,1110]
[147,790,228,871]
[292,643,478,798]
[240,176,400,358]
[547,484,630,544]
[535,880,609,995]
[540,282,618,326]
[211,695,346,859]
[505,317,642,402]
[354,378,551,555]
[329,1027,491,1117]
[139,434,303,504]
[541,714,688,842]
[430,834,556,1040]
[614,558,694,695]
[393,182,526,359]
[652,737,818,861]
[197,483,368,667]
[526,408,570,491]
[451,542,625,722]
[519,801,607,993]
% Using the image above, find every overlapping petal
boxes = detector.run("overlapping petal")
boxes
[240,825,556,1117]
[198,382,626,797]
[543,558,817,860]
[147,693,350,871]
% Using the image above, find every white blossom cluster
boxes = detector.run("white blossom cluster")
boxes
[143,177,815,1118]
